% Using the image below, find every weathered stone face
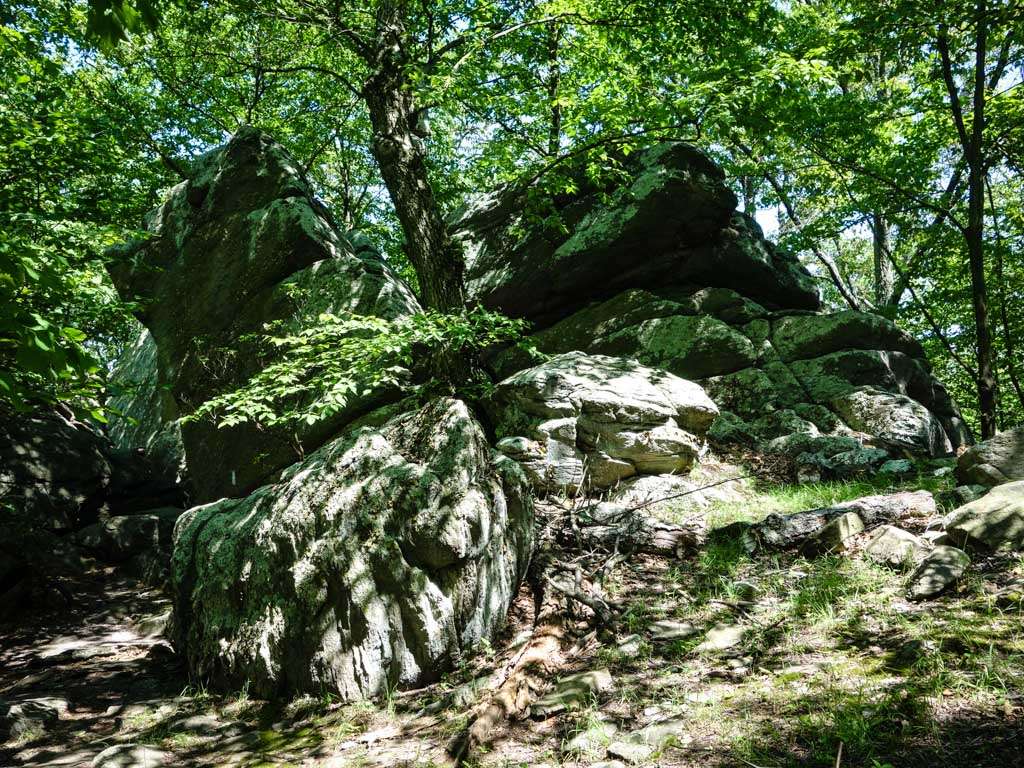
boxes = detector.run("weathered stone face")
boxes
[462,143,969,460]
[488,352,718,492]
[107,325,185,491]
[108,128,421,502]
[454,143,819,327]
[170,398,533,699]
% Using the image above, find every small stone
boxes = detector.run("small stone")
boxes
[607,740,655,764]
[531,669,614,717]
[698,623,745,652]
[616,634,645,658]
[933,466,954,477]
[731,580,759,601]
[879,459,914,476]
[0,697,67,740]
[863,525,930,568]
[921,529,951,546]
[908,545,970,600]
[802,512,864,556]
[91,744,169,767]
[649,620,698,641]
[562,721,617,755]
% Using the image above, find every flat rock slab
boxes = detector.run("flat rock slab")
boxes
[649,620,699,642]
[943,480,1024,552]
[91,744,169,767]
[698,623,745,652]
[908,545,970,600]
[531,669,614,717]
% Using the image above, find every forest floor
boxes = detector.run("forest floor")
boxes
[2,475,1023,768]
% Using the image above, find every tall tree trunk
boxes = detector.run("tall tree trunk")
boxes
[546,24,562,157]
[939,5,997,438]
[965,4,997,438]
[871,212,895,312]
[362,4,466,314]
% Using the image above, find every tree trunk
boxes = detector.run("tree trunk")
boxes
[546,24,561,157]
[871,212,895,312]
[965,2,997,438]
[938,5,997,438]
[362,4,466,314]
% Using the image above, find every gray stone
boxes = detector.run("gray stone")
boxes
[530,669,614,717]
[956,427,1024,486]
[879,459,915,476]
[171,398,533,700]
[0,697,67,740]
[863,526,930,568]
[802,512,865,557]
[771,310,925,362]
[649,620,699,641]
[698,622,745,652]
[489,352,717,492]
[107,325,185,489]
[109,128,421,502]
[606,740,655,764]
[74,515,161,563]
[91,744,169,767]
[943,480,1024,552]
[455,143,817,328]
[0,411,111,532]
[832,387,952,456]
[950,484,989,506]
[908,545,970,600]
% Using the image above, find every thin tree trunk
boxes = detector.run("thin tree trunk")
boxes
[939,7,997,438]
[987,178,1024,414]
[546,24,561,157]
[871,212,895,311]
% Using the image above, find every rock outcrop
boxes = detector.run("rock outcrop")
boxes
[956,427,1024,486]
[455,143,970,463]
[171,398,533,699]
[108,127,420,502]
[0,409,183,617]
[488,352,718,492]
[107,325,186,492]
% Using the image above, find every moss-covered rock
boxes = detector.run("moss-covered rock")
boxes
[171,398,533,699]
[108,128,421,502]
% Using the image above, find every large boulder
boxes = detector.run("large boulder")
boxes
[454,143,819,327]
[956,426,1024,486]
[464,144,969,459]
[0,410,111,532]
[170,398,533,699]
[488,352,718,492]
[108,127,421,502]
[943,480,1024,552]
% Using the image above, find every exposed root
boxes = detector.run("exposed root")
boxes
[452,564,567,764]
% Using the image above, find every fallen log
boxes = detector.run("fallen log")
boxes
[733,490,936,553]
[562,501,706,556]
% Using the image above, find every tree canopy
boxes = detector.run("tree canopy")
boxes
[1,0,1022,435]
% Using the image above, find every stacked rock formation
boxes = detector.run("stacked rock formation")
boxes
[454,142,970,480]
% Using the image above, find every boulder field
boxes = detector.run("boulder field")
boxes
[8,128,984,700]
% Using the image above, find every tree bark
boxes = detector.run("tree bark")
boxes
[362,2,467,314]
[938,7,997,438]
[871,212,895,312]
